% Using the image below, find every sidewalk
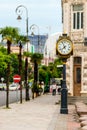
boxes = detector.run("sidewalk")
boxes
[0,93,80,130]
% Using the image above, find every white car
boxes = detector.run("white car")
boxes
[9,83,20,91]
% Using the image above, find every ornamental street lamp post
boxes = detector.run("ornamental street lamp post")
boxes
[18,41,22,103]
[6,40,11,108]
[15,5,30,101]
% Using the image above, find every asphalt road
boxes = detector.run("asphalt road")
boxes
[0,89,32,106]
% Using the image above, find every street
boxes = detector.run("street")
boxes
[0,89,32,106]
[0,93,79,130]
[0,94,61,130]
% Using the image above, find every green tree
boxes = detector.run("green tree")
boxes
[0,26,22,80]
[0,46,25,83]
[10,53,25,82]
[0,50,8,81]
[0,26,20,43]
[38,58,63,86]
[0,26,22,108]
[30,53,43,83]
[0,46,12,81]
[30,53,43,98]
[39,65,49,84]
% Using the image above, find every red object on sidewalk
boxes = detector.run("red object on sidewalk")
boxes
[13,74,21,83]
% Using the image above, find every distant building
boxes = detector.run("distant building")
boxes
[29,35,48,54]
[0,34,48,55]
[43,32,62,66]
[23,41,35,53]
[11,46,20,54]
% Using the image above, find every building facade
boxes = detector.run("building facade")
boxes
[62,0,87,96]
[29,35,48,54]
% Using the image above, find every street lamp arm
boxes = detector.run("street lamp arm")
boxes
[15,5,28,17]
[15,5,29,38]
[30,24,39,35]
[30,24,40,53]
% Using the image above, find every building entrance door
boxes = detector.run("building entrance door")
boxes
[73,57,81,96]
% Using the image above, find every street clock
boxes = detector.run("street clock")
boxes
[56,34,73,58]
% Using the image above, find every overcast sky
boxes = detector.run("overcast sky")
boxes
[0,0,62,35]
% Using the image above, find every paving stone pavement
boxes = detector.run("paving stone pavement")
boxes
[0,93,80,130]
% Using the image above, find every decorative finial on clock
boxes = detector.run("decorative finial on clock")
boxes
[63,30,67,37]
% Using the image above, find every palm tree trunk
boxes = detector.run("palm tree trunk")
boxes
[25,57,30,101]
[33,60,38,97]
[34,60,38,84]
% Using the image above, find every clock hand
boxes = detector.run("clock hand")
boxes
[62,45,66,49]
[62,42,67,49]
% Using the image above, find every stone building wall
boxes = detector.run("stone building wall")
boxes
[62,0,87,96]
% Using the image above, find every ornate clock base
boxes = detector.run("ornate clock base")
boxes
[60,58,68,114]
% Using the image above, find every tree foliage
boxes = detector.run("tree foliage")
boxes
[0,26,63,86]
[0,26,29,46]
[38,58,63,85]
[30,53,43,64]
[0,27,25,82]
[0,26,20,43]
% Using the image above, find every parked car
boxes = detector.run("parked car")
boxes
[9,83,20,91]
[0,83,6,90]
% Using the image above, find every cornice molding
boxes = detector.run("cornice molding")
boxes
[62,0,86,4]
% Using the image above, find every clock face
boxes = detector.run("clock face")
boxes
[57,39,73,55]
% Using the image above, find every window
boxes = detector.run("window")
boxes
[73,4,83,29]
[74,57,81,65]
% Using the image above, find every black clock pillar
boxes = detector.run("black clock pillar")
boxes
[60,58,68,114]
[56,33,73,114]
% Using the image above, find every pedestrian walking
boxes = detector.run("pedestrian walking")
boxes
[52,82,57,95]
[41,81,44,94]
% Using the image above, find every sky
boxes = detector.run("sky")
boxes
[0,0,62,35]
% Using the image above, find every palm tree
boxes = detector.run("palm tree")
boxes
[30,53,43,98]
[0,26,20,43]
[0,26,21,107]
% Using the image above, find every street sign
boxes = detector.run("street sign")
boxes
[13,74,21,83]
[57,65,63,68]
[1,77,4,82]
